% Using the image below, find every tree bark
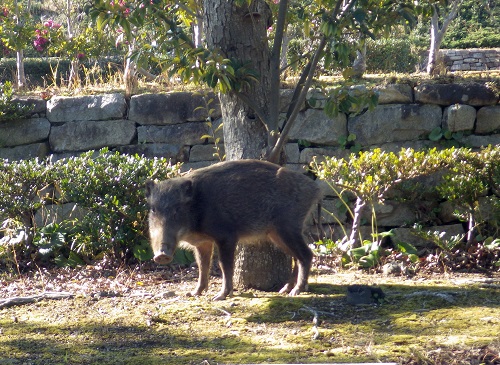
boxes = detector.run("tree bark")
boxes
[15,50,26,89]
[204,0,291,291]
[427,1,462,75]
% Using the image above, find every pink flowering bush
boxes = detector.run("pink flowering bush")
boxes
[33,19,63,53]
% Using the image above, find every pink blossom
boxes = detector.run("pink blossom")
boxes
[76,53,85,59]
[33,35,49,52]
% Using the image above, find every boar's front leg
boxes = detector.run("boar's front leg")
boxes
[190,241,214,297]
[213,238,237,301]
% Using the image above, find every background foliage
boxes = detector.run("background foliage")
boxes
[0,149,180,270]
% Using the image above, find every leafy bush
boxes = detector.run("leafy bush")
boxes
[443,27,500,49]
[312,146,500,270]
[0,149,180,269]
[54,149,180,264]
[312,147,452,250]
[0,156,57,263]
[437,146,500,242]
[0,81,34,122]
[366,38,422,73]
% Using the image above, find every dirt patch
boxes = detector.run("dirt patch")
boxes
[1,263,499,365]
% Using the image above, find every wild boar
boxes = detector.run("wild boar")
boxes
[145,159,321,300]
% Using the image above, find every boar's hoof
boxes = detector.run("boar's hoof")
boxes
[188,287,206,297]
[279,283,293,294]
[288,283,309,296]
[212,294,227,301]
[212,289,233,301]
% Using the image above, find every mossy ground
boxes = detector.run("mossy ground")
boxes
[0,266,499,365]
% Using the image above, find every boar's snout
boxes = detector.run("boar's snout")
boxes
[153,252,173,265]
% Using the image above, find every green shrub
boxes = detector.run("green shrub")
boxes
[0,149,180,269]
[312,146,500,269]
[0,81,34,122]
[0,156,57,263]
[443,27,500,49]
[54,149,180,264]
[366,38,422,73]
[437,146,500,242]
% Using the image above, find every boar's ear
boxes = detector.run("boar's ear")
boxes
[145,180,155,199]
[179,180,193,201]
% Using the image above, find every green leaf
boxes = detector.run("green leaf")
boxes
[397,241,418,255]
[429,127,443,141]
[173,248,195,265]
[359,253,378,268]
[133,241,154,261]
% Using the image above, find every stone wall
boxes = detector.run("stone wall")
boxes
[440,48,500,71]
[2,82,500,245]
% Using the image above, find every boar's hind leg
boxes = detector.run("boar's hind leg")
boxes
[190,241,214,297]
[213,239,237,301]
[269,228,313,296]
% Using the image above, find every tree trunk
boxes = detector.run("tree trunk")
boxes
[124,43,138,99]
[352,41,367,79]
[16,50,26,89]
[427,1,462,75]
[339,196,366,251]
[204,0,292,291]
[68,59,80,89]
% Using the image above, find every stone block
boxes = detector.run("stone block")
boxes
[189,144,224,162]
[47,93,126,122]
[313,198,348,224]
[13,96,47,116]
[376,84,413,104]
[280,89,306,113]
[284,143,300,163]
[348,104,441,146]
[415,83,498,106]
[115,144,189,162]
[361,201,418,227]
[0,118,51,147]
[442,104,476,132]
[50,120,136,152]
[476,106,500,134]
[390,227,434,248]
[34,202,88,228]
[299,147,348,164]
[288,109,347,145]
[0,142,49,161]
[129,92,221,125]
[458,134,500,148]
[137,122,209,146]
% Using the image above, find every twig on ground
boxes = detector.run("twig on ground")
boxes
[297,305,336,340]
[0,291,74,309]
